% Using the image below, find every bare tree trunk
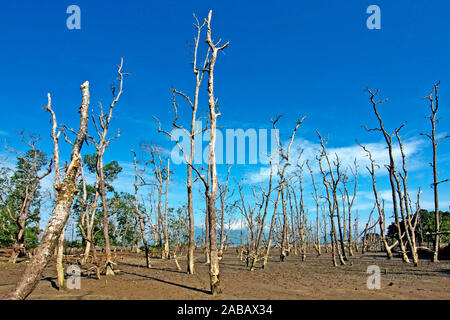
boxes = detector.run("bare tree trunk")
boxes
[317,132,345,266]
[358,144,395,259]
[90,59,127,276]
[251,159,275,270]
[323,209,328,253]
[395,132,419,266]
[131,150,151,268]
[421,83,449,262]
[56,229,65,289]
[2,81,89,300]
[187,176,195,273]
[218,167,231,259]
[203,10,229,295]
[82,240,91,265]
[99,159,114,275]
[365,89,410,263]
[307,161,321,256]
[204,209,210,264]
[263,188,281,269]
[163,158,170,260]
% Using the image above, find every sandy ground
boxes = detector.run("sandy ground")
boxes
[0,249,449,300]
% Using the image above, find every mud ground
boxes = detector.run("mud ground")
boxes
[0,249,449,300]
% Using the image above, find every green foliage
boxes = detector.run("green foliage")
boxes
[417,209,450,243]
[0,209,15,247]
[387,209,450,244]
[83,154,123,192]
[23,225,40,248]
[148,245,163,253]
[0,149,47,247]
[108,192,138,246]
[168,205,189,246]
[73,157,124,247]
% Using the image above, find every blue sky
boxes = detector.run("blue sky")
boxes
[0,0,449,234]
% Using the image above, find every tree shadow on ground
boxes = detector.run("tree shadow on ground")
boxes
[120,270,210,295]
[42,276,59,290]
[116,261,185,274]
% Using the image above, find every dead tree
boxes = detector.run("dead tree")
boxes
[322,205,328,253]
[236,180,256,266]
[343,159,358,257]
[358,143,397,259]
[272,115,306,262]
[360,204,379,254]
[218,166,232,258]
[291,163,307,261]
[306,160,321,256]
[88,59,128,275]
[153,10,228,294]
[142,143,171,260]
[286,178,298,256]
[262,179,282,268]
[155,12,228,293]
[163,158,171,259]
[131,150,151,268]
[420,82,449,262]
[153,14,210,275]
[3,81,90,300]
[316,132,346,266]
[203,10,229,295]
[395,131,420,265]
[77,164,100,265]
[250,155,277,271]
[44,94,66,289]
[364,88,410,263]
[353,210,359,252]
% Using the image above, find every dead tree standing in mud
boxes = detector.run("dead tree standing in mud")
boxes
[360,204,379,254]
[157,10,230,294]
[358,143,397,259]
[88,59,128,275]
[251,155,276,270]
[395,131,420,265]
[343,159,357,257]
[420,82,449,262]
[306,160,321,256]
[156,12,227,292]
[218,166,232,258]
[262,185,281,269]
[131,150,151,268]
[204,10,229,295]
[272,115,306,262]
[164,158,171,259]
[364,88,410,263]
[291,162,307,261]
[2,81,90,300]
[316,132,346,266]
[77,164,100,265]
[322,205,328,253]
[143,144,170,260]
[153,14,210,275]
[236,180,255,266]
[44,94,66,289]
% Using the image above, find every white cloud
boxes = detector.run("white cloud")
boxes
[247,136,426,184]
